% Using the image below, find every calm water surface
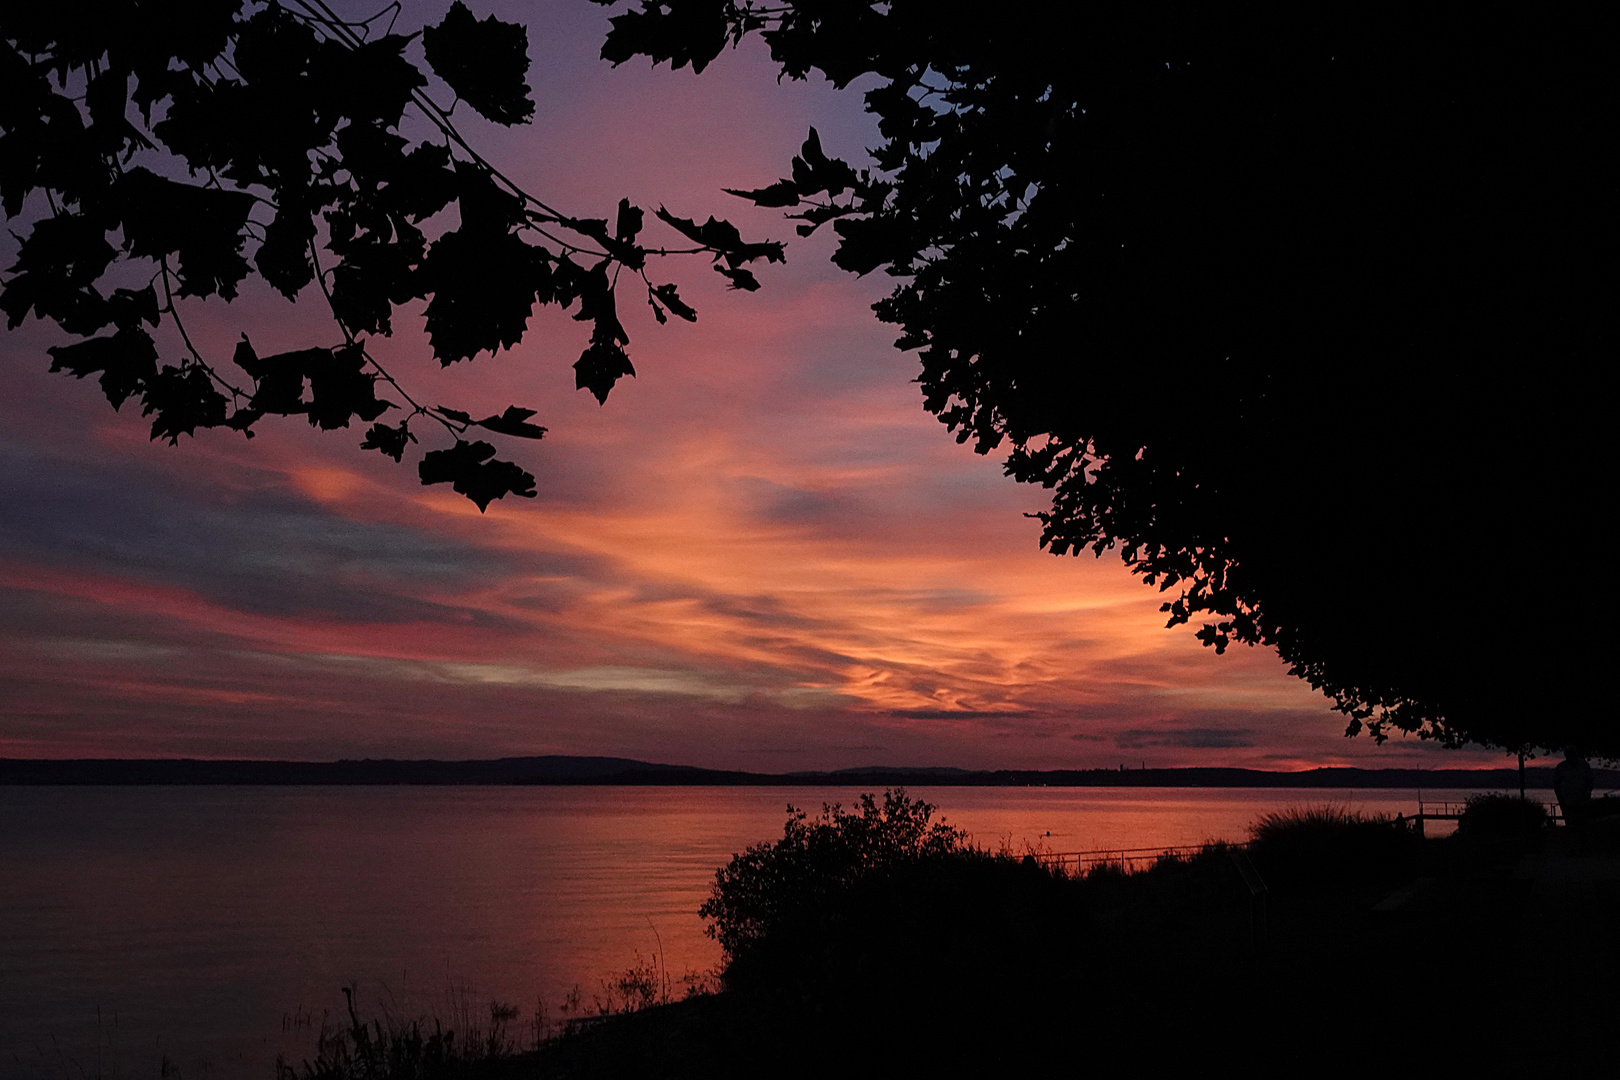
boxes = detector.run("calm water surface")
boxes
[1,784,1487,1076]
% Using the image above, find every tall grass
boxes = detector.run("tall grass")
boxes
[277,943,716,1080]
[275,987,527,1080]
[1251,803,1377,842]
[1247,804,1418,890]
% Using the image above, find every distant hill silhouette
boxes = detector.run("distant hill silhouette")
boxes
[0,755,699,785]
[2,756,1611,789]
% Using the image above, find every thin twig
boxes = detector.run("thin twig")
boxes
[305,237,461,438]
[157,257,249,400]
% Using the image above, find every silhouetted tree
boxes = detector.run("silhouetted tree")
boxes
[596,2,1608,755]
[1,1,780,510]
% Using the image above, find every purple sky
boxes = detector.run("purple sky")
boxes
[0,2,1507,771]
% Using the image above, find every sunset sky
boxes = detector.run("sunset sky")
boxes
[0,1,1506,771]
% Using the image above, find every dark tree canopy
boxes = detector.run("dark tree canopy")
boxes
[1,0,781,510]
[597,2,1609,755]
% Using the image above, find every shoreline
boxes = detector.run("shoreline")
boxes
[1,757,1600,788]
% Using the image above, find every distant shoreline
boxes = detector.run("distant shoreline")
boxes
[0,755,1595,789]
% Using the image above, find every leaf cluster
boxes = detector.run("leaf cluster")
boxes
[3,1,781,510]
[602,2,1608,754]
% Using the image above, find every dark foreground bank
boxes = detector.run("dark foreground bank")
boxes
[286,796,1620,1077]
[540,833,1619,1073]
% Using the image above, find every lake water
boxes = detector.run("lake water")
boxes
[0,784,1498,1076]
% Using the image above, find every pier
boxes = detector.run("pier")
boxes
[1404,797,1563,835]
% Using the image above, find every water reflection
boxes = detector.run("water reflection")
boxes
[0,784,1487,1073]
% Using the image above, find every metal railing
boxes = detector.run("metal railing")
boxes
[1027,794,1577,868]
[1413,798,1561,821]
[1028,843,1236,875]
[1028,842,1271,948]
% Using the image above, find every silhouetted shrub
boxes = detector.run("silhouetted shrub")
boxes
[1248,805,1418,891]
[1457,793,1547,839]
[700,789,967,973]
[696,791,1088,1069]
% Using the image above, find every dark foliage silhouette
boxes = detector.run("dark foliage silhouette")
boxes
[694,792,1087,1073]
[598,2,1608,755]
[699,789,967,978]
[1457,792,1548,841]
[1,1,780,511]
[1247,805,1418,893]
